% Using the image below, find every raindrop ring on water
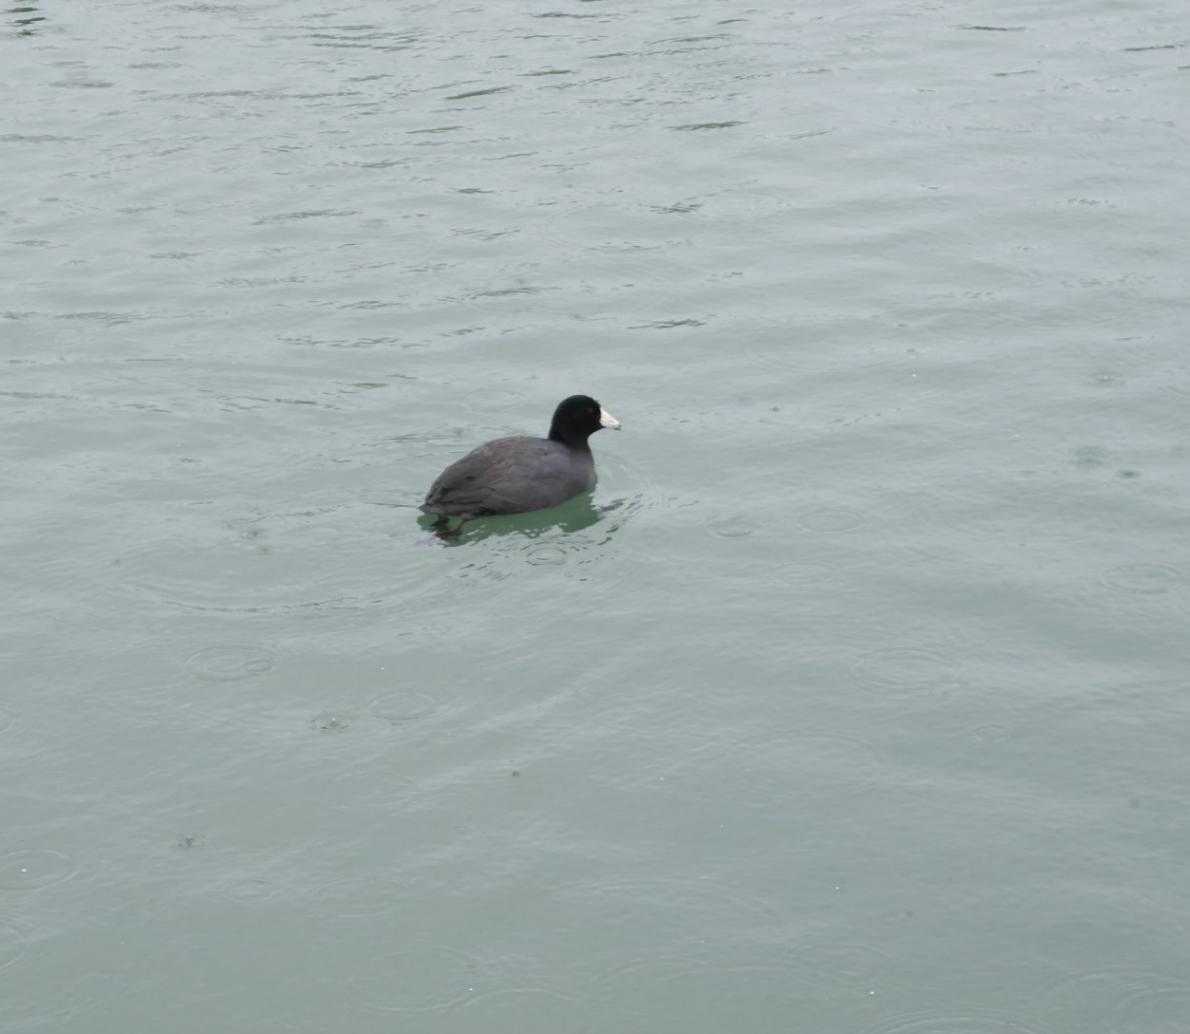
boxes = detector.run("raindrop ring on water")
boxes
[795,505,869,533]
[185,644,276,681]
[0,848,77,892]
[0,922,30,971]
[1101,564,1183,595]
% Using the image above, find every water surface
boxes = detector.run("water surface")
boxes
[3,0,1190,1031]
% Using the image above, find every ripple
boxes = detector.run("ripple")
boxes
[743,317,874,372]
[1159,374,1190,402]
[369,689,439,724]
[595,954,702,1002]
[185,644,276,681]
[392,428,471,464]
[866,1010,1053,1034]
[1038,965,1190,1034]
[1111,983,1190,1034]
[1071,445,1110,469]
[0,945,95,1029]
[851,646,955,690]
[705,516,757,538]
[0,707,14,738]
[730,732,883,800]
[463,387,527,412]
[0,848,76,891]
[561,873,776,934]
[0,921,30,971]
[596,955,801,1022]
[791,941,890,990]
[597,449,671,525]
[1102,563,1183,595]
[51,79,114,89]
[310,712,353,733]
[905,488,1037,550]
[449,987,591,1028]
[1088,367,1126,387]
[345,942,478,1015]
[308,876,410,919]
[523,544,568,565]
[215,878,280,905]
[111,535,398,616]
[972,724,1013,742]
[353,774,421,811]
[221,509,269,542]
[795,504,870,533]
[0,992,84,1031]
[767,559,841,587]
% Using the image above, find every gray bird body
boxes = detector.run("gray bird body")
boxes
[420,435,596,519]
[419,395,620,523]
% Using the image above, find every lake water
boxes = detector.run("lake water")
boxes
[3,0,1189,1031]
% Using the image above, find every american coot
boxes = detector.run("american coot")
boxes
[420,395,621,529]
